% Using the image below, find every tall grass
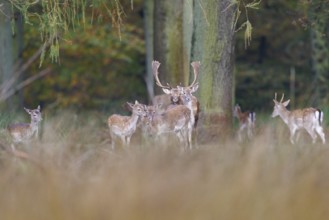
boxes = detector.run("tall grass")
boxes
[0,111,329,220]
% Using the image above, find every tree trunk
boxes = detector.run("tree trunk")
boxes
[144,0,155,103]
[309,0,329,106]
[191,0,236,141]
[0,1,24,109]
[153,0,188,94]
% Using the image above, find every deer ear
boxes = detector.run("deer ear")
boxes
[135,100,139,104]
[191,83,199,93]
[127,102,134,110]
[283,99,290,107]
[37,105,41,110]
[162,88,171,94]
[24,107,31,114]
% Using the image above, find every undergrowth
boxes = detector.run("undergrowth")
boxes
[0,111,329,220]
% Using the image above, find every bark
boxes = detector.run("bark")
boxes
[153,0,188,94]
[309,0,329,106]
[0,1,24,109]
[191,0,236,140]
[144,0,155,103]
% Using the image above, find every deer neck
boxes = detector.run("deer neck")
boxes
[278,107,291,125]
[30,118,40,131]
[128,112,140,129]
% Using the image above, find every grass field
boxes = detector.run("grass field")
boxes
[0,111,329,220]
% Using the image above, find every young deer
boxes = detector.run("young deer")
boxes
[272,93,326,144]
[152,60,201,129]
[7,105,42,151]
[142,103,192,150]
[233,104,256,142]
[108,101,146,149]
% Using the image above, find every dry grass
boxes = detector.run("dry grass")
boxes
[1,111,329,220]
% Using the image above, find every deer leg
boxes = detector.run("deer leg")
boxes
[304,127,317,144]
[247,125,253,140]
[289,127,297,144]
[176,131,186,150]
[237,124,246,142]
[295,130,301,143]
[126,136,132,146]
[110,132,116,150]
[315,126,326,144]
[187,125,193,150]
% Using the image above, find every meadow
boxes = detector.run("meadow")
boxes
[0,110,329,220]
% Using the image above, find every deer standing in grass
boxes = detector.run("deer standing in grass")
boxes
[7,105,42,151]
[108,101,146,149]
[142,103,191,150]
[272,93,326,144]
[233,104,256,142]
[152,60,200,148]
[152,61,200,126]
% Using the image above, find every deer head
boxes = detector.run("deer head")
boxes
[152,60,200,104]
[24,105,42,123]
[126,101,147,117]
[178,61,200,104]
[272,93,290,118]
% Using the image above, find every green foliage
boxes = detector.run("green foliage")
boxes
[9,0,130,65]
[21,1,146,111]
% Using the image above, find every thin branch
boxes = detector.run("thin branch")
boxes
[0,41,51,96]
[0,67,52,102]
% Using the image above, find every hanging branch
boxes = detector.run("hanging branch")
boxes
[0,67,52,102]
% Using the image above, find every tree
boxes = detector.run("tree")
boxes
[191,0,237,139]
[308,0,329,105]
[153,0,190,95]
[0,0,24,109]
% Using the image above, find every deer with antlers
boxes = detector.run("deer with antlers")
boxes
[152,60,201,129]
[108,101,146,149]
[233,104,256,142]
[272,93,326,144]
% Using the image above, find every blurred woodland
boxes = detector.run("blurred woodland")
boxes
[0,0,328,115]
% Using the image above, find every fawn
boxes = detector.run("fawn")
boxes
[272,93,325,144]
[233,104,256,142]
[7,105,42,151]
[142,103,192,150]
[108,100,146,149]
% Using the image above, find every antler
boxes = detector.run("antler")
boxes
[152,60,171,89]
[274,93,285,103]
[280,93,285,103]
[189,61,200,88]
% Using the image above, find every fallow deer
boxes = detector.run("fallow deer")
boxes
[152,60,201,129]
[272,93,326,144]
[7,105,42,151]
[142,103,192,150]
[233,104,256,142]
[108,100,146,149]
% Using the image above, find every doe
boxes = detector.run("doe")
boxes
[7,105,42,151]
[233,104,256,142]
[108,101,146,149]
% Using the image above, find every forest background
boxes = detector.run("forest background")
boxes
[0,0,328,126]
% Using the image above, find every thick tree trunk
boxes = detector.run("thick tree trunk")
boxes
[191,0,236,141]
[309,0,329,106]
[0,1,24,109]
[144,0,155,103]
[0,1,14,108]
[153,0,188,94]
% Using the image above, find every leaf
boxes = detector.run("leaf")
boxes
[244,20,252,48]
[245,0,262,10]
